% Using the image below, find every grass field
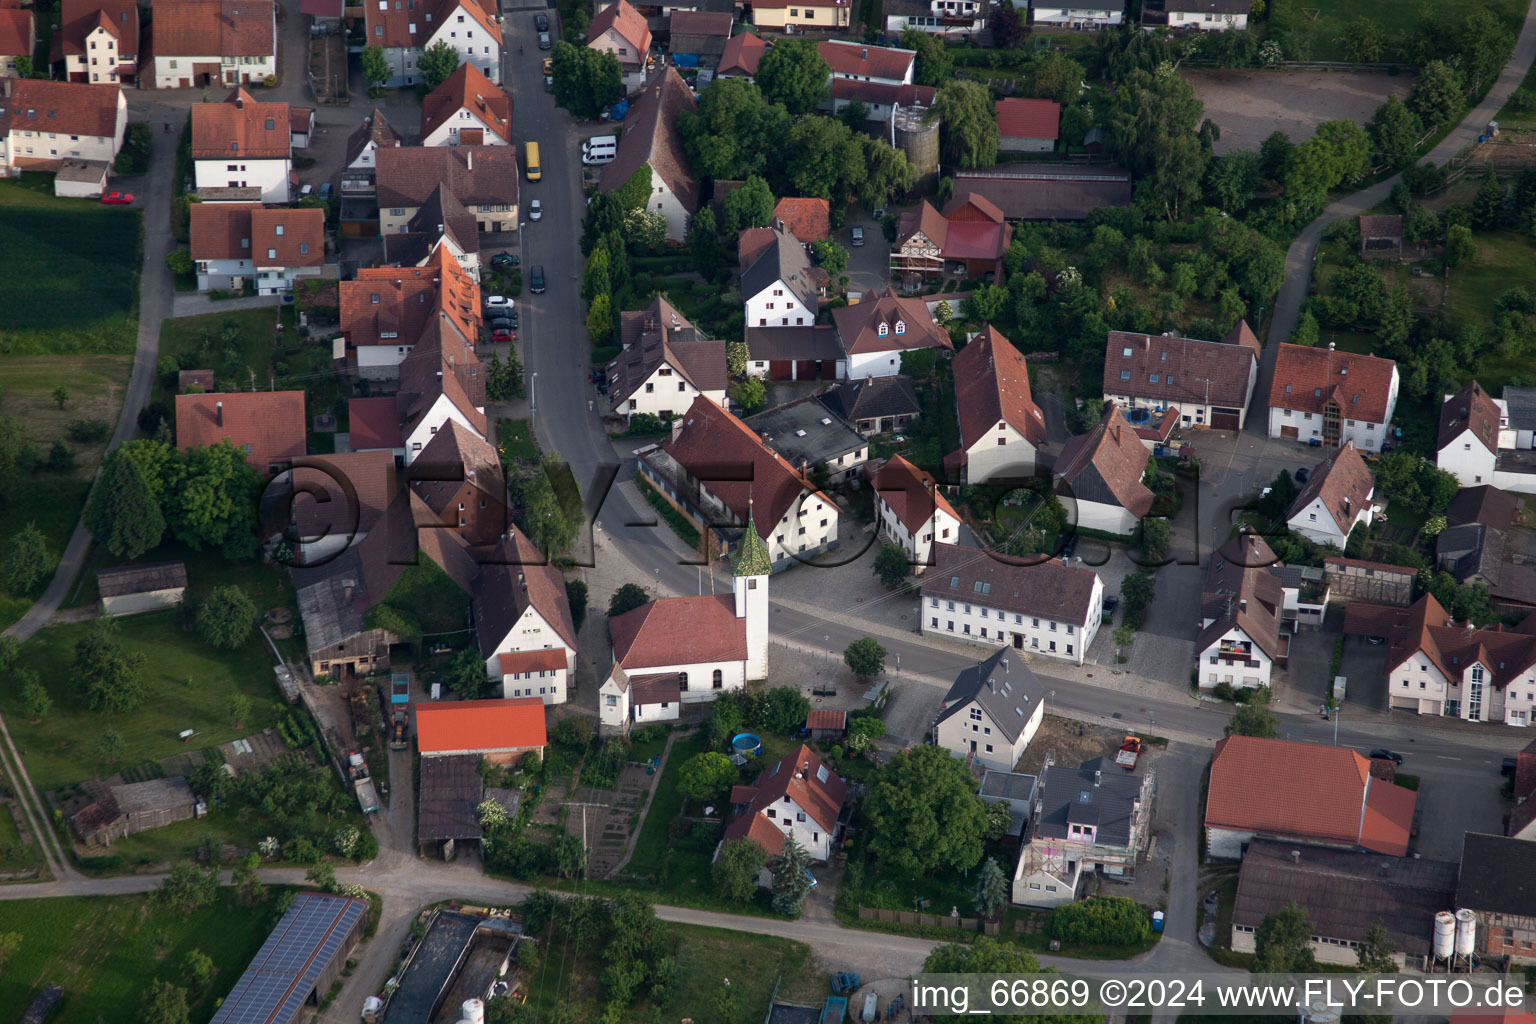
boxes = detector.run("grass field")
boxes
[0,476,92,633]
[0,354,131,470]
[156,308,282,400]
[1265,0,1523,63]
[0,803,45,877]
[0,176,142,355]
[0,890,288,1024]
[4,610,285,791]
[1443,230,1536,392]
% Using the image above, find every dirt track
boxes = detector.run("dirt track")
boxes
[1188,69,1412,155]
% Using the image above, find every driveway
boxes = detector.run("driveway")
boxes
[1413,767,1508,861]
[844,210,887,297]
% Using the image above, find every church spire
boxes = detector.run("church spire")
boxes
[733,499,772,577]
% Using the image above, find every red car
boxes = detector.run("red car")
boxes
[100,191,134,205]
[491,329,515,341]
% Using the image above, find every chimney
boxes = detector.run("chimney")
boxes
[467,149,473,171]
[1093,770,1101,787]
[1290,849,1301,864]
[235,93,243,110]
[215,400,223,427]
[517,572,526,589]
[1239,598,1247,612]
[861,47,868,59]
[1344,497,1352,513]
[1328,341,1336,351]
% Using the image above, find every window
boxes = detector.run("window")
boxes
[969,707,982,721]
[712,669,723,689]
[678,672,688,690]
[605,695,617,706]
[1120,370,1131,380]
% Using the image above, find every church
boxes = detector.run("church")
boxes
[598,512,771,734]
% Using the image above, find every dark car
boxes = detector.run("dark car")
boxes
[1295,468,1311,484]
[1368,749,1404,764]
[534,11,548,30]
[530,265,546,294]
[490,252,519,270]
[508,309,519,328]
[1102,595,1120,614]
[538,31,552,49]
[487,317,514,331]
[1504,757,1519,777]
[1366,635,1386,645]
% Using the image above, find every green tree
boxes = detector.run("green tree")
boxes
[232,852,264,904]
[771,833,813,914]
[614,162,654,215]
[1368,95,1424,169]
[48,439,73,473]
[864,744,988,874]
[1253,902,1320,973]
[11,55,29,78]
[929,80,999,170]
[991,3,1024,47]
[609,582,650,617]
[874,543,910,588]
[759,686,810,734]
[1226,699,1280,738]
[677,752,738,802]
[680,78,791,181]
[552,42,622,120]
[845,714,885,754]
[973,857,1009,920]
[1050,895,1151,945]
[165,248,194,276]
[86,448,167,559]
[1291,308,1321,346]
[1108,65,1208,220]
[95,729,124,765]
[901,29,954,87]
[306,861,338,892]
[0,414,35,502]
[708,690,747,748]
[556,833,587,878]
[1120,570,1156,629]
[1028,50,1085,105]
[1205,150,1260,212]
[19,673,51,720]
[141,980,191,1024]
[837,98,871,131]
[712,837,768,905]
[1445,224,1478,269]
[934,299,954,325]
[756,39,830,115]
[726,341,749,376]
[155,860,218,915]
[182,949,215,993]
[1473,166,1504,228]
[1457,6,1514,97]
[1357,919,1400,973]
[164,440,262,557]
[361,46,391,90]
[843,636,886,680]
[1407,60,1463,128]
[1336,16,1381,62]
[1133,516,1171,562]
[782,114,866,202]
[6,524,51,595]
[196,584,257,649]
[922,940,1100,1024]
[689,207,721,278]
[729,376,767,413]
[810,238,849,277]
[722,175,776,234]
[418,39,460,89]
[587,294,614,344]
[858,135,918,210]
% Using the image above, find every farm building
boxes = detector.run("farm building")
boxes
[417,753,483,860]
[211,893,368,1024]
[96,561,187,617]
[69,776,200,847]
[415,698,547,763]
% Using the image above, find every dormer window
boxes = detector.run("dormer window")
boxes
[877,322,888,337]
[275,225,284,236]
[895,320,906,335]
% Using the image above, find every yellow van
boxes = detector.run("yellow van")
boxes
[524,141,541,182]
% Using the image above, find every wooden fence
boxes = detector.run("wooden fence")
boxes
[857,906,1001,934]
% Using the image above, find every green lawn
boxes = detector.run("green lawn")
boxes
[497,417,539,460]
[4,611,285,791]
[1444,230,1536,392]
[156,308,282,400]
[623,733,712,884]
[0,176,142,355]
[1265,0,1522,63]
[0,477,91,633]
[0,890,288,1024]
[0,802,46,877]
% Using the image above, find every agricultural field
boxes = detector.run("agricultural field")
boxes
[1264,0,1523,64]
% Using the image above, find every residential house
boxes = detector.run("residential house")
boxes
[669,10,733,63]
[396,311,487,462]
[1436,381,1536,493]
[742,223,825,330]
[933,647,1045,772]
[289,106,315,148]
[409,419,508,546]
[891,194,1012,280]
[816,376,921,436]
[1102,323,1260,431]
[1456,832,1536,963]
[599,526,771,732]
[0,8,32,77]
[1031,0,1124,27]
[750,0,849,32]
[1053,405,1154,536]
[1205,735,1417,859]
[884,0,988,37]
[1381,592,1536,724]
[1147,0,1248,28]
[341,247,481,382]
[818,38,914,88]
[375,146,519,235]
[601,66,697,241]
[716,30,766,79]
[191,88,291,203]
[607,296,727,422]
[830,288,952,379]
[1359,213,1403,260]
[1230,841,1457,967]
[742,326,845,381]
[587,0,652,89]
[1323,556,1419,606]
[944,325,1046,484]
[54,0,138,84]
[1196,533,1289,692]
[920,541,1104,665]
[866,455,958,572]
[190,203,325,294]
[995,98,1059,154]
[1285,441,1376,548]
[1267,343,1400,452]
[474,529,578,702]
[279,451,397,565]
[150,0,276,88]
[420,62,510,147]
[721,745,847,862]
[176,391,307,475]
[343,108,403,182]
[771,197,830,244]
[0,78,126,171]
[636,395,840,567]
[364,0,502,88]
[348,396,406,460]
[382,182,483,281]
[1016,755,1155,906]
[1436,485,1536,616]
[742,396,868,482]
[415,698,547,762]
[953,164,1133,221]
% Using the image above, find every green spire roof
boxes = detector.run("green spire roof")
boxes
[733,513,772,577]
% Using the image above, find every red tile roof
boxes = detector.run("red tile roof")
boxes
[415,698,547,754]
[723,744,847,855]
[498,649,568,675]
[995,97,1059,140]
[0,8,31,56]
[251,207,324,267]
[57,0,138,59]
[1439,379,1501,454]
[805,709,846,731]
[348,396,404,450]
[817,39,914,82]
[608,593,746,669]
[772,197,830,243]
[176,391,306,472]
[179,369,216,392]
[1054,406,1154,518]
[189,201,262,261]
[192,89,290,159]
[868,454,959,536]
[1287,441,1375,536]
[1268,343,1399,424]
[1103,328,1257,411]
[737,226,775,268]
[0,79,122,140]
[828,78,934,109]
[600,66,698,215]
[1208,735,1414,856]
[586,0,651,64]
[288,451,396,543]
[831,288,952,357]
[366,0,499,51]
[631,673,681,705]
[420,62,511,144]
[717,31,766,76]
[952,325,1046,455]
[153,0,274,57]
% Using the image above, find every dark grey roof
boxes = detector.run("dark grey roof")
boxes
[1506,387,1536,431]
[96,560,188,598]
[741,225,819,314]
[418,753,483,843]
[111,776,196,814]
[979,770,1038,802]
[817,376,921,424]
[1446,484,1520,529]
[1233,840,1458,957]
[953,164,1132,220]
[920,542,1100,626]
[385,182,479,266]
[211,893,368,1024]
[934,647,1045,745]
[1033,757,1143,848]
[745,326,842,363]
[382,911,481,1024]
[743,396,865,471]
[1459,832,1536,917]
[345,107,403,168]
[767,1006,823,1024]
[1436,523,1489,578]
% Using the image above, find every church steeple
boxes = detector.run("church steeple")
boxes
[733,503,772,578]
[733,501,771,680]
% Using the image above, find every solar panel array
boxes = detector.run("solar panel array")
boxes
[211,892,368,1024]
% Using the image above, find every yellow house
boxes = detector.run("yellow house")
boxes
[751,0,850,30]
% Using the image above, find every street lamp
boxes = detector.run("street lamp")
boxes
[530,372,539,432]
[825,635,830,663]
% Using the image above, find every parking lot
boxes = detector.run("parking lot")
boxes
[1188,70,1411,154]
[1413,766,1508,862]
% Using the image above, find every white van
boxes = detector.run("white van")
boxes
[582,135,618,166]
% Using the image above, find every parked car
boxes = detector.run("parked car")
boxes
[1504,757,1519,776]
[491,328,515,341]
[1295,468,1310,483]
[534,11,548,30]
[544,74,554,92]
[486,295,514,310]
[300,183,314,196]
[538,31,552,49]
[542,56,553,75]
[851,226,865,246]
[508,308,519,328]
[100,191,134,205]
[1102,595,1120,614]
[529,199,543,221]
[1368,749,1404,764]
[319,182,333,198]
[487,317,515,331]
[530,265,546,294]
[1366,635,1386,645]
[490,252,519,270]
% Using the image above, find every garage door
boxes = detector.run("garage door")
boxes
[1280,425,1299,439]
[768,360,792,380]
[1211,411,1240,431]
[796,360,817,380]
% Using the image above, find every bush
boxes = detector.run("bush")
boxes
[66,419,111,444]
[1049,896,1151,946]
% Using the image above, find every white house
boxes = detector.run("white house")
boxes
[419,62,511,147]
[1268,343,1400,453]
[830,288,953,380]
[0,9,33,78]
[475,530,578,704]
[884,0,988,36]
[382,182,483,282]
[607,298,727,422]
[1384,593,1536,724]
[586,0,652,91]
[921,542,1104,666]
[868,455,961,574]
[56,0,138,85]
[1197,534,1289,692]
[0,78,126,171]
[1102,324,1260,432]
[600,67,698,243]
[1437,381,1536,493]
[1285,442,1376,548]
[1053,406,1155,537]
[817,38,914,87]
[191,89,291,203]
[150,0,276,89]
[1032,0,1123,27]
[343,108,403,180]
[945,325,1046,485]
[742,223,823,330]
[933,648,1047,773]
[1159,0,1248,29]
[189,203,325,294]
[365,0,502,88]
[721,745,847,863]
[599,526,770,733]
